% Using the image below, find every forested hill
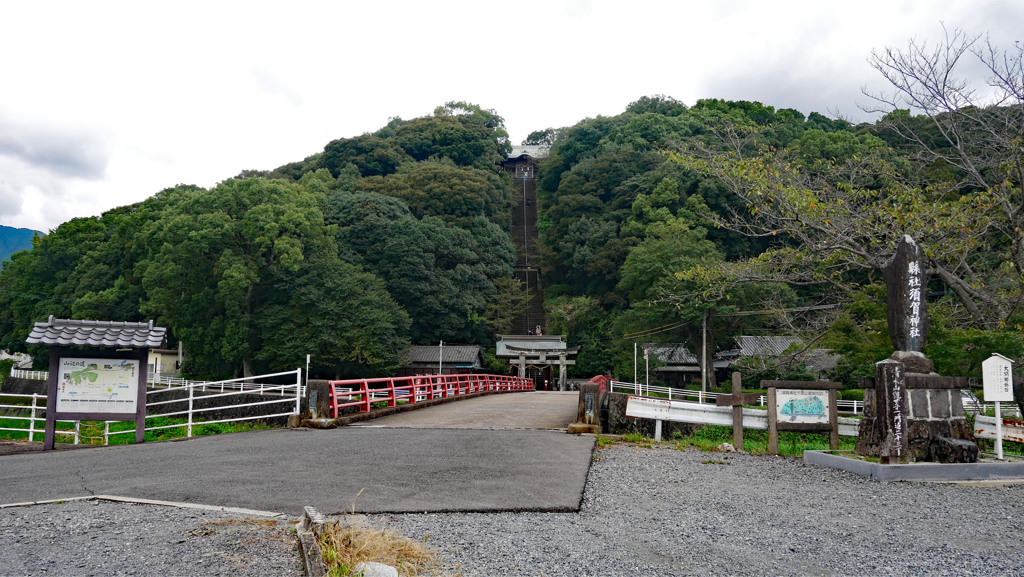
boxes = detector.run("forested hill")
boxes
[0,102,519,380]
[0,226,39,264]
[535,92,1024,387]
[2,76,1021,387]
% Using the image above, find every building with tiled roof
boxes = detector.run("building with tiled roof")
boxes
[396,344,484,376]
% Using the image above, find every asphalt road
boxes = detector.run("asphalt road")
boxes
[0,393,594,516]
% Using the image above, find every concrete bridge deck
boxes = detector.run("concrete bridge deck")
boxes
[352,390,578,429]
[1,390,594,515]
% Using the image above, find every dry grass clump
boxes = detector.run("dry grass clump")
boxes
[317,518,447,577]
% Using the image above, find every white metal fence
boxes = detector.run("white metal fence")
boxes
[10,367,305,396]
[1,369,302,445]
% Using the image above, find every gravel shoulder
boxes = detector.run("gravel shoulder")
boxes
[4,442,1024,576]
[0,500,303,577]
[369,443,1024,577]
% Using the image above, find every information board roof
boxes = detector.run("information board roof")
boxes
[26,316,167,349]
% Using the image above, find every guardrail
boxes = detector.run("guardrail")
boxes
[1,369,302,445]
[625,395,863,437]
[329,373,533,418]
[609,380,866,414]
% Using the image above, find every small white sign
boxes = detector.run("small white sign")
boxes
[982,354,1015,403]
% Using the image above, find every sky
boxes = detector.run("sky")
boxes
[1,0,1021,233]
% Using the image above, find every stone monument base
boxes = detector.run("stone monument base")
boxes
[855,355,977,463]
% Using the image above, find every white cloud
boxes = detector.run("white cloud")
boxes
[1,0,1021,231]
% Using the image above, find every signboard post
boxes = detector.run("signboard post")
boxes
[763,380,842,455]
[982,353,1015,460]
[28,317,165,451]
[44,347,148,450]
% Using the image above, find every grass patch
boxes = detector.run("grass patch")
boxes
[667,425,857,457]
[0,414,273,444]
[619,432,654,448]
[317,519,447,577]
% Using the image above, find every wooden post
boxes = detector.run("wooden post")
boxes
[767,387,779,454]
[828,388,839,450]
[732,372,743,450]
[715,373,759,452]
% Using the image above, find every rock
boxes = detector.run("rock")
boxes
[717,442,737,453]
[353,561,399,577]
[890,350,935,374]
[929,436,979,463]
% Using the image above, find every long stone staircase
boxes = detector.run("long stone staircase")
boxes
[510,170,545,335]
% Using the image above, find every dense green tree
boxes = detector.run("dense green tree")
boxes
[256,256,410,378]
[140,177,331,378]
[320,135,410,178]
[326,190,515,344]
[392,101,511,170]
[356,161,511,227]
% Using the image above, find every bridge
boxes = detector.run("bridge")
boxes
[0,383,593,515]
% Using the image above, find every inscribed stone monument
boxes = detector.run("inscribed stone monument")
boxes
[855,235,977,463]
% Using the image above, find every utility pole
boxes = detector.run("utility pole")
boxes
[701,311,708,393]
[439,340,443,375]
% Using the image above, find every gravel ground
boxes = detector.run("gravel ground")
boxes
[0,500,303,577]
[370,443,1024,577]
[3,443,1024,576]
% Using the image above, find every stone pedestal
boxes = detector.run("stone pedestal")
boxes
[855,356,976,463]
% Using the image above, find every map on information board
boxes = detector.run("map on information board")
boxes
[56,357,139,414]
[776,389,828,424]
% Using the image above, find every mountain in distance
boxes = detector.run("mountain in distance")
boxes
[0,225,40,263]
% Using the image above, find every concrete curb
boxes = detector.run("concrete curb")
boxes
[0,494,288,517]
[805,450,1024,482]
[296,506,327,577]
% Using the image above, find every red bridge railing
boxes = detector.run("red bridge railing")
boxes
[328,373,534,418]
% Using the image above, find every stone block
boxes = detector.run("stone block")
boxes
[951,417,974,441]
[890,350,934,374]
[927,419,952,440]
[354,562,399,577]
[929,436,979,463]
[855,417,880,457]
[863,388,876,419]
[910,390,929,418]
[575,383,605,427]
[952,393,965,417]
[906,420,932,461]
[928,389,951,419]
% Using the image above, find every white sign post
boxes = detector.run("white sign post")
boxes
[982,353,1015,460]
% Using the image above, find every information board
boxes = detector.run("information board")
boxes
[56,357,140,414]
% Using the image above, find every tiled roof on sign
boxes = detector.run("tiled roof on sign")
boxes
[25,316,167,349]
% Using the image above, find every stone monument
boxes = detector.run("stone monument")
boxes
[855,236,978,463]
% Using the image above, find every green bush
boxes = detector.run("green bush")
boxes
[840,389,865,401]
[0,358,14,386]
